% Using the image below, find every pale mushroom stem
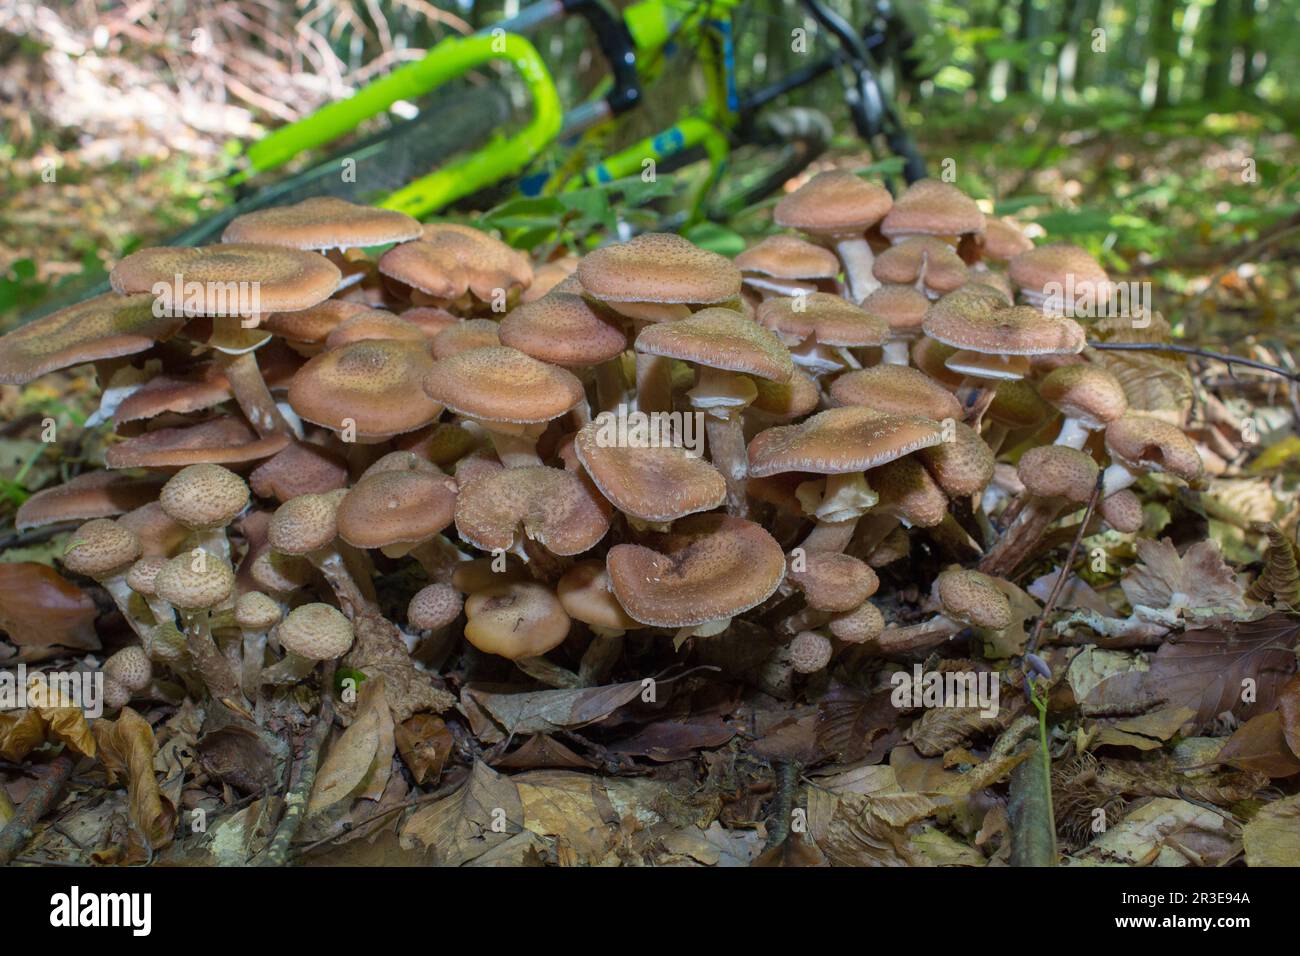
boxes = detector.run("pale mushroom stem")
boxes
[1055,418,1092,450]
[261,651,318,684]
[854,513,901,559]
[577,631,624,686]
[409,535,471,584]
[309,547,379,621]
[882,340,911,366]
[99,574,156,642]
[635,352,674,416]
[219,349,293,439]
[241,628,269,699]
[191,527,232,565]
[594,359,626,414]
[485,429,544,468]
[1101,463,1138,496]
[978,496,1066,578]
[876,615,963,653]
[706,413,750,518]
[179,610,240,699]
[777,606,832,638]
[835,237,880,303]
[801,517,859,554]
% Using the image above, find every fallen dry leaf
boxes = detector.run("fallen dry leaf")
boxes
[93,706,176,851]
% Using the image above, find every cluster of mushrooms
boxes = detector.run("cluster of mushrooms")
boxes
[0,174,1205,723]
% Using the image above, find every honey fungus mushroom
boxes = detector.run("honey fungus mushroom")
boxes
[154,550,240,700]
[463,581,574,685]
[877,569,1013,653]
[158,464,249,563]
[557,559,644,685]
[261,602,355,684]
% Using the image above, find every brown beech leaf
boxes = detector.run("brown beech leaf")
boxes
[0,707,96,761]
[461,680,647,744]
[93,706,175,850]
[0,562,99,657]
[394,714,454,785]
[400,760,523,865]
[1276,673,1300,758]
[1121,539,1246,619]
[1242,793,1300,866]
[492,734,598,771]
[1213,712,1300,778]
[308,676,393,815]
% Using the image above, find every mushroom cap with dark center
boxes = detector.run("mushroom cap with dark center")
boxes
[0,293,184,385]
[268,493,338,555]
[63,519,141,578]
[573,420,726,523]
[498,289,627,367]
[222,197,422,251]
[430,319,501,359]
[110,245,340,315]
[787,551,879,612]
[860,284,930,338]
[982,217,1034,262]
[757,293,889,349]
[289,339,442,439]
[336,469,458,550]
[557,560,641,631]
[1017,445,1100,503]
[635,307,793,382]
[1008,243,1110,300]
[873,238,968,294]
[735,235,840,279]
[576,233,740,305]
[455,465,611,556]
[605,514,785,627]
[105,417,291,469]
[1104,414,1204,482]
[830,365,963,421]
[917,422,995,496]
[871,456,949,527]
[935,569,1012,630]
[423,345,584,425]
[154,551,235,611]
[923,287,1086,356]
[278,602,354,661]
[773,170,892,238]
[235,591,282,630]
[879,179,985,240]
[408,583,463,631]
[377,240,467,300]
[463,582,569,660]
[1038,364,1128,429]
[159,464,249,531]
[748,406,944,477]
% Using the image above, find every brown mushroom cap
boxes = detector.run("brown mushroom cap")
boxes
[408,583,464,631]
[873,238,968,294]
[757,293,890,349]
[576,233,741,305]
[521,257,580,303]
[222,197,422,251]
[498,289,627,366]
[261,299,371,345]
[268,493,338,555]
[464,582,570,660]
[1038,364,1128,428]
[879,179,985,240]
[419,223,534,300]
[735,235,840,279]
[982,217,1034,262]
[557,560,641,631]
[789,630,834,674]
[15,471,165,531]
[126,555,166,596]
[0,293,184,385]
[1100,489,1144,533]
[750,369,821,421]
[830,365,963,421]
[872,456,949,527]
[336,469,458,550]
[923,287,1086,356]
[1018,445,1100,503]
[235,591,282,630]
[788,551,879,612]
[1104,414,1204,482]
[935,569,1012,630]
[1008,243,1110,301]
[860,284,930,338]
[324,310,427,349]
[773,170,892,238]
[605,514,785,627]
[154,551,236,611]
[423,346,584,425]
[110,245,340,315]
[828,600,885,643]
[748,406,944,477]
[917,422,995,497]
[377,240,467,300]
[455,465,611,556]
[248,441,349,502]
[63,519,141,578]
[278,602,354,661]
[635,307,793,382]
[159,464,249,531]
[251,549,314,593]
[288,339,442,439]
[430,318,501,359]
[102,646,152,693]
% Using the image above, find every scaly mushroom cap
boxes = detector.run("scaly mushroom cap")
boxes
[235,591,282,630]
[912,337,965,390]
[789,631,834,674]
[872,456,949,527]
[110,245,340,315]
[830,365,963,422]
[105,417,290,470]
[872,238,968,294]
[408,583,463,631]
[1008,243,1110,302]
[0,293,184,385]
[430,319,501,359]
[159,464,249,531]
[860,284,930,338]
[521,257,579,302]
[1100,489,1144,533]
[917,422,995,496]
[336,470,458,550]
[788,551,879,612]
[498,289,627,366]
[1039,364,1128,429]
[154,551,235,611]
[935,569,1012,630]
[757,293,889,349]
[748,407,944,477]
[463,581,570,660]
[750,369,821,421]
[277,602,354,661]
[104,646,153,693]
[987,379,1051,428]
[377,240,467,299]
[773,170,892,239]
[251,550,314,593]
[982,217,1034,262]
[635,307,793,382]
[828,600,885,644]
[455,465,611,556]
[1018,445,1100,503]
[576,233,741,305]
[735,235,840,279]
[15,471,165,531]
[1104,414,1204,483]
[289,339,442,439]
[924,286,1086,356]
[880,179,985,240]
[268,493,338,555]
[261,299,371,345]
[605,514,785,627]
[223,197,422,250]
[573,420,726,523]
[63,519,141,578]
[420,223,534,301]
[126,555,166,596]
[557,560,641,631]
[423,346,584,425]
[249,442,349,503]
[325,310,426,349]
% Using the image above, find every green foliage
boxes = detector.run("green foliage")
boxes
[478,174,677,251]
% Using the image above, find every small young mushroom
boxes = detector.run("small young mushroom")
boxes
[860,284,931,365]
[62,519,149,641]
[1101,414,1204,496]
[101,645,154,713]
[557,560,643,686]
[154,550,240,700]
[735,235,840,300]
[463,580,574,686]
[828,599,886,645]
[1008,243,1110,314]
[1038,364,1128,450]
[876,569,1012,653]
[789,630,835,675]
[261,603,355,684]
[158,463,250,563]
[268,493,377,620]
[879,179,986,261]
[757,293,888,377]
[873,238,969,300]
[234,591,282,698]
[406,582,464,656]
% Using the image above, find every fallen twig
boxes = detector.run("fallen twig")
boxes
[260,685,335,867]
[0,751,78,865]
[1087,340,1300,382]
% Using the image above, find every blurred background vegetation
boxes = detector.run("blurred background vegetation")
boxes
[0,0,1296,347]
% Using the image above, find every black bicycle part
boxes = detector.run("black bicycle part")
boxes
[562,0,642,115]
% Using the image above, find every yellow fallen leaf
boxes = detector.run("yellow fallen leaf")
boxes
[93,706,175,851]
